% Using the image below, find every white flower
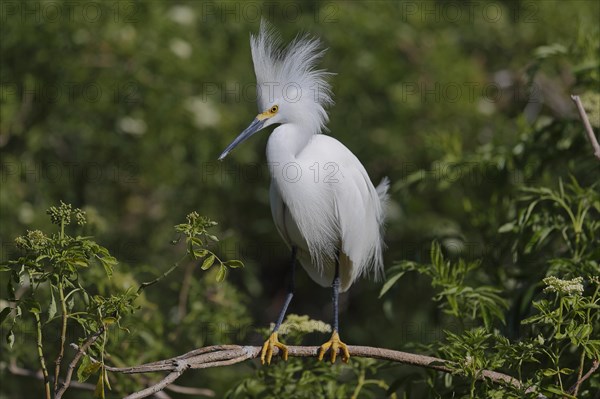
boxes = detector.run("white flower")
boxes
[543,276,584,296]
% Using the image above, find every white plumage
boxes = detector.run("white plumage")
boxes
[220,21,389,293]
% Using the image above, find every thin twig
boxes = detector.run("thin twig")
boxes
[7,359,174,399]
[53,280,69,393]
[8,360,96,392]
[123,361,190,399]
[55,327,105,399]
[166,384,215,397]
[571,94,600,160]
[568,359,599,395]
[137,255,188,294]
[32,311,51,399]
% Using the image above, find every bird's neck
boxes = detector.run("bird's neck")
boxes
[266,123,313,163]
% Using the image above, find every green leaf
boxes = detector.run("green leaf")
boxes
[543,385,577,398]
[379,271,405,298]
[542,369,558,376]
[47,285,57,323]
[524,227,554,254]
[224,260,244,269]
[6,329,14,348]
[193,249,208,258]
[216,264,227,282]
[190,236,203,247]
[0,307,11,325]
[77,355,102,382]
[94,367,105,399]
[498,222,515,233]
[73,259,89,268]
[201,255,215,270]
[207,234,219,242]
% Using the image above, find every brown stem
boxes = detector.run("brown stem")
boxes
[33,311,51,399]
[53,280,69,393]
[571,94,600,160]
[568,359,599,395]
[54,327,105,399]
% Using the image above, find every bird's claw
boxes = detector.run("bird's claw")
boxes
[318,331,350,363]
[260,332,288,365]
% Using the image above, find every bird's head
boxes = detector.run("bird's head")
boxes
[219,20,333,161]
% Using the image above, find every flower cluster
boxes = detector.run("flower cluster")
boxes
[46,201,86,226]
[542,276,584,296]
[15,230,50,251]
[273,314,332,336]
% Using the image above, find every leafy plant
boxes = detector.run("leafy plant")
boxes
[1,204,244,398]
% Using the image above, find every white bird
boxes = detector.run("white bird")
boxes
[219,21,389,365]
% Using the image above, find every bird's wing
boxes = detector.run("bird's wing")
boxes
[296,135,386,284]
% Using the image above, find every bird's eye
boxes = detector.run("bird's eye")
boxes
[270,105,279,113]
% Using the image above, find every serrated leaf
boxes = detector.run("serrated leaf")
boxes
[224,260,244,269]
[201,255,215,270]
[216,264,227,282]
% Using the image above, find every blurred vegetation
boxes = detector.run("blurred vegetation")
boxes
[1,0,599,398]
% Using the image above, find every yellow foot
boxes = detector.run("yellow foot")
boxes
[260,332,289,365]
[318,331,350,363]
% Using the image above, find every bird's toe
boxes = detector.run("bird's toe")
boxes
[260,332,288,365]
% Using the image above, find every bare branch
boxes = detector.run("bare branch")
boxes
[166,384,215,397]
[571,94,600,160]
[123,361,189,399]
[53,281,69,393]
[103,344,530,399]
[568,359,599,395]
[55,327,104,399]
[8,360,96,392]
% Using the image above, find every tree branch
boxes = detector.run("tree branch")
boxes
[571,94,600,160]
[99,344,531,399]
[568,358,599,395]
[53,280,69,393]
[55,327,104,399]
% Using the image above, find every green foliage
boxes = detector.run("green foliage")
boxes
[2,1,599,398]
[175,211,244,282]
[382,242,508,330]
[383,175,599,398]
[1,204,245,398]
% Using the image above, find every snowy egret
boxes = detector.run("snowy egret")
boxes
[219,22,389,364]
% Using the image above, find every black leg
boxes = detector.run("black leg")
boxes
[317,252,349,363]
[272,246,297,332]
[332,254,340,333]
